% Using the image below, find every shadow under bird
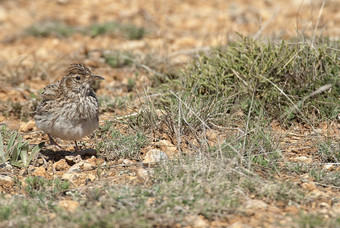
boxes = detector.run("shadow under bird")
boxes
[34,63,104,151]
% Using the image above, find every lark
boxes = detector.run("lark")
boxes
[34,63,104,151]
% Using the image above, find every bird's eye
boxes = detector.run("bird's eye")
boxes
[75,76,81,80]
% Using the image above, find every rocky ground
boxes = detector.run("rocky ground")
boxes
[0,0,339,227]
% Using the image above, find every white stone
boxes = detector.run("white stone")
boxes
[143,149,168,163]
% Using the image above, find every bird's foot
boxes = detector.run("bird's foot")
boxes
[48,134,63,149]
[74,140,80,152]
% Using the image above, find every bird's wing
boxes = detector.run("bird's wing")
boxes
[40,81,60,100]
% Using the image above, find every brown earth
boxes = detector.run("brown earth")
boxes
[0,0,339,227]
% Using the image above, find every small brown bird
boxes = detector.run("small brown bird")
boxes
[34,63,104,151]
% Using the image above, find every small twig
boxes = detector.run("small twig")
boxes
[304,83,332,99]
[138,63,167,78]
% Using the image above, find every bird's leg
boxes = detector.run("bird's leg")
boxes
[48,134,63,149]
[74,140,80,152]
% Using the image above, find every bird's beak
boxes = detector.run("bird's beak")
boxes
[91,75,105,81]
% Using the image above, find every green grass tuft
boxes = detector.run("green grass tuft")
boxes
[25,21,75,38]
[25,20,146,40]
[103,51,133,68]
[0,126,41,167]
[180,37,339,124]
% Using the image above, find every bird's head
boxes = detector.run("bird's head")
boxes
[60,63,104,97]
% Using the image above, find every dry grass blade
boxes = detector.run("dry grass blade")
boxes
[312,0,327,46]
